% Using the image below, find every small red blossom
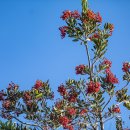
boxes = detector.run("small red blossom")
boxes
[58,85,67,96]
[122,62,130,72]
[55,100,63,109]
[75,64,86,75]
[87,81,101,94]
[87,10,102,23]
[61,10,80,20]
[2,100,11,110]
[26,101,33,109]
[80,109,87,115]
[67,108,76,115]
[89,33,100,41]
[65,125,74,130]
[7,82,19,90]
[112,106,120,113]
[71,10,80,19]
[96,12,102,22]
[0,91,5,101]
[23,92,31,101]
[61,10,71,20]
[59,116,70,127]
[68,93,78,102]
[101,59,112,69]
[34,80,43,89]
[59,26,68,39]
[105,69,118,84]
[87,10,96,21]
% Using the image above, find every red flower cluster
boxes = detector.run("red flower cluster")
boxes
[96,12,102,23]
[122,62,130,72]
[67,107,76,115]
[58,85,67,96]
[75,64,86,75]
[105,69,118,84]
[65,125,74,130]
[59,26,68,39]
[80,109,87,115]
[2,100,11,110]
[87,10,102,23]
[23,92,31,101]
[26,101,33,109]
[59,116,70,127]
[55,100,63,109]
[89,33,100,41]
[71,10,80,19]
[87,81,101,94]
[7,82,19,90]
[34,80,43,90]
[68,93,78,102]
[61,10,80,20]
[112,106,120,113]
[102,59,112,69]
[0,91,5,101]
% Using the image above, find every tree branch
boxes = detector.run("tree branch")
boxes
[102,97,112,112]
[12,116,43,130]
[99,112,104,130]
[103,116,115,123]
[85,44,92,80]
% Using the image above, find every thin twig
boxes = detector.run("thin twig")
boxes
[102,97,112,112]
[87,113,97,130]
[12,116,43,130]
[121,82,129,90]
[103,116,115,123]
[85,44,92,80]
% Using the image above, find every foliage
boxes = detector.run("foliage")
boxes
[0,121,33,130]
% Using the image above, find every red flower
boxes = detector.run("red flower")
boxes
[122,62,130,72]
[65,125,74,130]
[87,10,102,23]
[75,64,86,75]
[71,10,80,19]
[61,10,72,20]
[58,85,67,96]
[34,80,43,89]
[55,100,63,109]
[61,10,80,20]
[23,92,31,101]
[59,116,70,127]
[87,81,101,94]
[2,100,11,110]
[101,59,112,69]
[112,106,120,113]
[59,26,68,39]
[68,93,78,102]
[89,33,100,41]
[87,10,96,21]
[105,69,118,84]
[0,91,5,101]
[80,109,87,115]
[26,101,33,108]
[96,12,102,22]
[67,108,76,115]
[7,82,19,90]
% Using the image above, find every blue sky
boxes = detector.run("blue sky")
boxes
[0,0,130,129]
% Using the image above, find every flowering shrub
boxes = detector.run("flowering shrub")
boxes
[0,0,130,130]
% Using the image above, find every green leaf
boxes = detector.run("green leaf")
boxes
[36,93,43,98]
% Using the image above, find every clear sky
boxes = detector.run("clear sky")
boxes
[0,0,130,129]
